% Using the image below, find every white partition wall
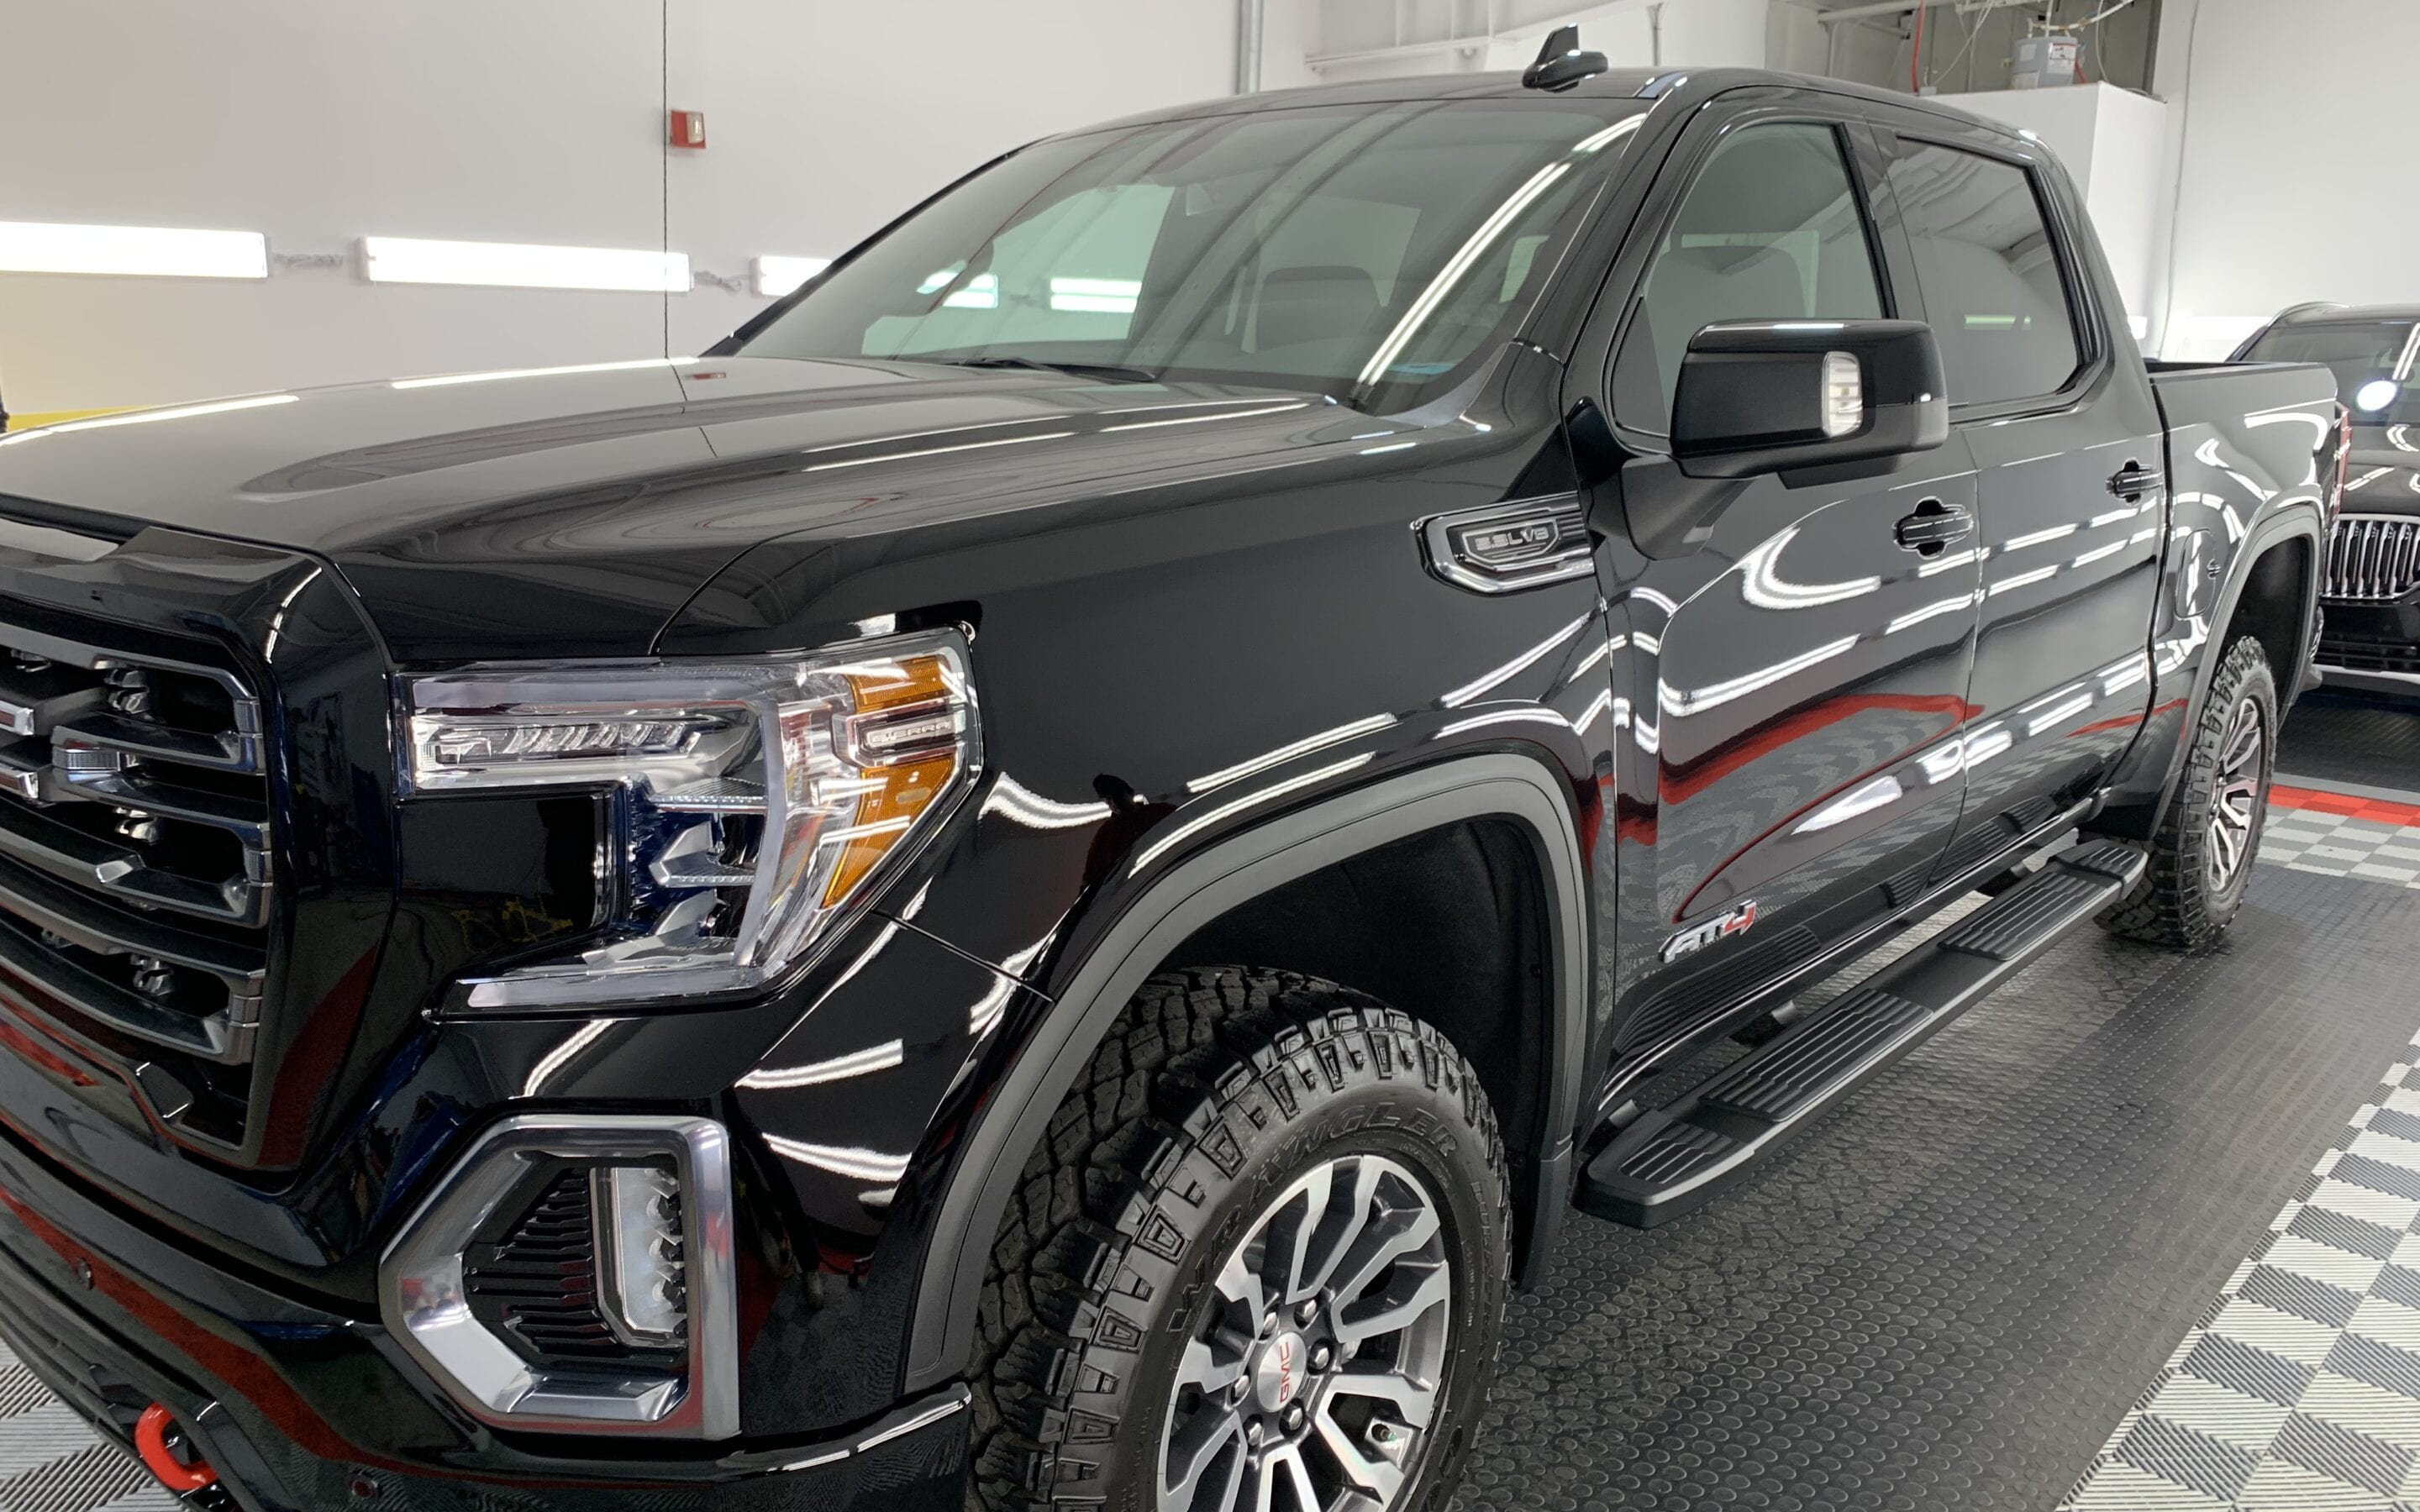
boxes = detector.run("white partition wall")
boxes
[1934,82,2170,351]
[0,1,1242,416]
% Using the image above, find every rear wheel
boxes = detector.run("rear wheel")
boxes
[967,967,1511,1512]
[2100,633,2278,949]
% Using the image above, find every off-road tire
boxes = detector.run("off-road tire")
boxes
[2099,633,2279,949]
[965,967,1512,1512]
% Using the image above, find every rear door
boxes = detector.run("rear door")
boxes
[1867,113,2165,876]
[1567,93,1985,1071]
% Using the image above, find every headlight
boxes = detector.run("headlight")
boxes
[403,630,977,1010]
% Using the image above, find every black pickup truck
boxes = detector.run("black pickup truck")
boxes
[0,54,2344,1512]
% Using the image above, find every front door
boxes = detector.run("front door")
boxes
[1567,100,1986,1079]
[1870,117,2166,877]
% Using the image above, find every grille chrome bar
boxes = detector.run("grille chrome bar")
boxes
[0,801,267,926]
[2325,514,2420,602]
[0,603,272,1086]
[0,854,264,1063]
[56,712,262,775]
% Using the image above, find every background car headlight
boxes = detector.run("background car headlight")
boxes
[403,629,977,1010]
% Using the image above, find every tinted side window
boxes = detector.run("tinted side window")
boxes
[1888,144,2081,406]
[1614,122,1885,428]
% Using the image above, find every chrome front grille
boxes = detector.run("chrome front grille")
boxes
[2324,515,2420,602]
[0,606,271,1137]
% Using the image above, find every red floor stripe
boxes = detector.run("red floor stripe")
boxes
[2270,784,2420,828]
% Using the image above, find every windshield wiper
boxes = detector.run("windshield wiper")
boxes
[939,355,1161,384]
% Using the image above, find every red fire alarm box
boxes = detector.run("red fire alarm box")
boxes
[669,110,707,150]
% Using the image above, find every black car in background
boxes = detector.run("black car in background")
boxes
[2238,304,2420,699]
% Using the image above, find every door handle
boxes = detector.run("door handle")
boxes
[2108,462,2164,500]
[1893,499,1973,555]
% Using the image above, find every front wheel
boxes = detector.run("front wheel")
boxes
[2100,633,2279,949]
[967,968,1512,1512]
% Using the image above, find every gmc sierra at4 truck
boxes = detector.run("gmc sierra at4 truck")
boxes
[0,49,2342,1512]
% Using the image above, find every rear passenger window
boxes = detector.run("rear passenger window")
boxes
[1887,144,2081,406]
[1614,122,1886,430]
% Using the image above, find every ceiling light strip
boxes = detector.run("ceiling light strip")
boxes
[0,221,267,279]
[360,236,691,292]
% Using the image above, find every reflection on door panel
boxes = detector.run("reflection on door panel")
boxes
[1595,118,1983,1060]
[1888,139,2163,871]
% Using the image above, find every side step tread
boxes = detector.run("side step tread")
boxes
[1698,986,1928,1121]
[1576,836,2146,1230]
[1939,873,2105,960]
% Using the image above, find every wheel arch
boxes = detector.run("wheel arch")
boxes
[900,753,1591,1394]
[2096,502,2322,840]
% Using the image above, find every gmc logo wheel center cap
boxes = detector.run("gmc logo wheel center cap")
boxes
[1253,1331,1307,1411]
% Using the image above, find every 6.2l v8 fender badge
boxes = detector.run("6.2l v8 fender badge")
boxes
[1660,900,1759,964]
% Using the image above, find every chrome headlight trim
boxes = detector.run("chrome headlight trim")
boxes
[378,1114,739,1439]
[398,628,980,1011]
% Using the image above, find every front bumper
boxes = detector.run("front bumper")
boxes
[2316,598,2420,702]
[0,1136,967,1512]
[2312,662,2420,701]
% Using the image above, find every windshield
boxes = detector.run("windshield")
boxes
[2244,319,2420,421]
[733,100,1647,407]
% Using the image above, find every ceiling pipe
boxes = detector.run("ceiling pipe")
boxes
[1817,0,1973,23]
[1234,0,1265,94]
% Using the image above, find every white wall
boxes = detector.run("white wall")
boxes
[1942,83,2169,339]
[0,1,1239,414]
[1302,0,1765,82]
[1482,0,1768,71]
[2154,0,2419,359]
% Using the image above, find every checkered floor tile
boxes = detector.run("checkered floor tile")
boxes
[0,1351,168,1512]
[2062,1039,2420,1511]
[2261,787,2420,893]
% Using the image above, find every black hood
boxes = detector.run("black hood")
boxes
[2344,444,2420,519]
[0,357,1376,661]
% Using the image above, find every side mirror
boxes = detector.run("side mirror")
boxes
[1670,319,1948,480]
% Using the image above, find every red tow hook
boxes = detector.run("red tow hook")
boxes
[134,1404,219,1494]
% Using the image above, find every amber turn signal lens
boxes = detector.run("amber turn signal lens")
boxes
[824,654,965,905]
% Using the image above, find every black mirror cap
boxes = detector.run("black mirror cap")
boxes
[1671,319,1949,480]
[1524,25,1611,91]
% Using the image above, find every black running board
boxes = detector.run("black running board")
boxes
[1575,837,2146,1229]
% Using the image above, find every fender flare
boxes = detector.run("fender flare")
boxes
[2136,501,2324,826]
[900,753,1591,1393]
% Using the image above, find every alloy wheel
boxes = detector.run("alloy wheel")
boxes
[1157,1153,1454,1512]
[2207,693,2266,893]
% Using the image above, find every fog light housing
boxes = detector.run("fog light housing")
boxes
[380,1116,736,1438]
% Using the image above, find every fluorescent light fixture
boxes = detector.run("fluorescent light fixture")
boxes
[1049,276,1139,314]
[0,221,266,279]
[755,255,831,298]
[391,357,692,391]
[943,273,999,309]
[360,236,689,292]
[0,394,296,447]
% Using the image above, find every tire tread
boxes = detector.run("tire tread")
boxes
[965,967,1507,1510]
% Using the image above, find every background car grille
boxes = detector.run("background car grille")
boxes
[2317,632,2420,678]
[2324,515,2420,601]
[0,603,271,1148]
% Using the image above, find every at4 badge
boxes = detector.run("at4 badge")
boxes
[1660,900,1759,964]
